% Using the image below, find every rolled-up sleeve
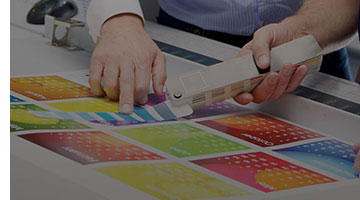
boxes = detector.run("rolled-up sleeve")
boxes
[85,0,144,41]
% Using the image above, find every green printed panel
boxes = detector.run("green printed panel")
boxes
[10,104,88,132]
[115,123,250,157]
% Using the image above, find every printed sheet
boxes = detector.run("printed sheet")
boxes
[10,71,359,200]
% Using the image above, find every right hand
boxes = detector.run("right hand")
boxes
[234,23,308,105]
[89,14,166,114]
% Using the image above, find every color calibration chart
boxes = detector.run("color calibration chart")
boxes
[11,73,358,200]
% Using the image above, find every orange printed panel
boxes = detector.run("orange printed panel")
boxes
[192,152,336,192]
[10,76,92,100]
[19,131,164,164]
[198,113,323,147]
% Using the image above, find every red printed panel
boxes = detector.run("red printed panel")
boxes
[19,131,164,164]
[192,152,336,192]
[198,113,323,147]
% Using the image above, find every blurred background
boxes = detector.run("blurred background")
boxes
[11,0,360,81]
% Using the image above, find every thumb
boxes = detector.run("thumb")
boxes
[237,41,254,57]
[252,29,273,69]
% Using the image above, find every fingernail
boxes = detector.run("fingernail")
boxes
[120,104,131,114]
[300,68,308,76]
[258,55,269,67]
[268,75,278,85]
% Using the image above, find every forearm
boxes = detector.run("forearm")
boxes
[281,0,359,54]
[86,0,144,41]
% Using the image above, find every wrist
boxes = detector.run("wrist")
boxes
[280,17,310,40]
[101,13,144,35]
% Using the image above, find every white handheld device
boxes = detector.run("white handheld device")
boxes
[165,35,323,110]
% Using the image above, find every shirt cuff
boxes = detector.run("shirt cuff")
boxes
[86,0,144,41]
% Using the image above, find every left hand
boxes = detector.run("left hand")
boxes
[234,23,309,105]
[354,143,360,176]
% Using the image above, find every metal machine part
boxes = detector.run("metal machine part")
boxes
[27,0,78,25]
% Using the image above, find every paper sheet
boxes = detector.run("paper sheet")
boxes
[10,71,359,200]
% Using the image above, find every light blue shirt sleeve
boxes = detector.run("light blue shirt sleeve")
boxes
[158,0,304,36]
[82,0,304,37]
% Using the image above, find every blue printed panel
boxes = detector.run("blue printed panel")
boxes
[275,139,358,179]
[11,96,24,103]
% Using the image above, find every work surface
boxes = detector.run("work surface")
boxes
[11,1,360,200]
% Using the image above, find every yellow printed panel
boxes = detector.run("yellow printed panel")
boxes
[47,99,118,112]
[10,76,92,101]
[96,163,251,200]
[11,109,59,125]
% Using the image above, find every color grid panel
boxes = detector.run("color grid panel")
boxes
[198,113,323,147]
[19,131,164,164]
[10,76,92,100]
[96,163,251,200]
[47,99,118,112]
[115,123,250,158]
[192,152,336,192]
[184,101,247,119]
[10,104,88,132]
[275,139,358,179]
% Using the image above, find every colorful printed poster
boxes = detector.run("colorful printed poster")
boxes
[19,131,164,164]
[10,76,92,101]
[183,101,247,119]
[275,139,358,179]
[115,123,250,158]
[191,152,336,192]
[96,163,251,200]
[10,104,88,132]
[198,113,323,147]
[10,95,24,102]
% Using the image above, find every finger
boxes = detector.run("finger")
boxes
[233,92,254,105]
[252,30,273,69]
[237,41,254,57]
[89,57,105,96]
[270,64,295,99]
[354,150,360,174]
[103,64,120,100]
[285,65,308,93]
[152,51,167,97]
[354,143,360,153]
[119,65,135,114]
[252,72,279,103]
[134,63,151,105]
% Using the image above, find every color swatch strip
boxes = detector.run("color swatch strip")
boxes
[30,107,171,123]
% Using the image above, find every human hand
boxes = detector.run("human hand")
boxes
[89,14,166,114]
[354,143,360,176]
[234,23,309,105]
